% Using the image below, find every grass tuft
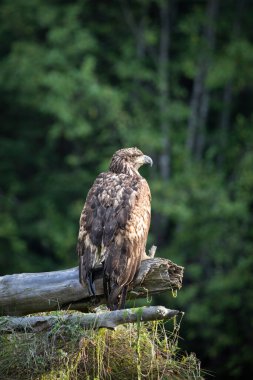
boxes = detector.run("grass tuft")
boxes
[0,311,204,380]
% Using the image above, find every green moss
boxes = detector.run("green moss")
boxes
[0,311,204,380]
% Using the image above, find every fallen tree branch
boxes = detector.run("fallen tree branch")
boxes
[0,257,183,316]
[0,306,181,333]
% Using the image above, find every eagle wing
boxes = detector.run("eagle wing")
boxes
[77,173,105,295]
[77,172,151,306]
[103,176,151,309]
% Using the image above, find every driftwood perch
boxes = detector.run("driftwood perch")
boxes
[0,306,181,333]
[0,257,183,317]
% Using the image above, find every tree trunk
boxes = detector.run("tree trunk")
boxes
[218,0,243,167]
[186,0,219,160]
[0,257,183,316]
[158,0,171,181]
[218,80,232,167]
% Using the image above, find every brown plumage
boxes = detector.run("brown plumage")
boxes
[77,147,152,309]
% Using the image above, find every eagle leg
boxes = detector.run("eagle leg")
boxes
[87,272,96,296]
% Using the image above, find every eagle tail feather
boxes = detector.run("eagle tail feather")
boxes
[107,285,124,310]
[103,274,111,303]
[119,285,128,309]
[78,242,98,296]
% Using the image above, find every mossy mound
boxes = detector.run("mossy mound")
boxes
[0,311,204,380]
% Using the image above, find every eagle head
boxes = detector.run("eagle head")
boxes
[109,147,153,175]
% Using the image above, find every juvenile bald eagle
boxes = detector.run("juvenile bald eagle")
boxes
[77,147,152,309]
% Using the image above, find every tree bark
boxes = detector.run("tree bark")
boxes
[186,0,219,160]
[0,257,183,316]
[0,306,181,333]
[218,80,232,167]
[158,0,171,181]
[218,0,243,167]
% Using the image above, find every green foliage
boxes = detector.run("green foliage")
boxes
[0,313,203,380]
[1,0,253,378]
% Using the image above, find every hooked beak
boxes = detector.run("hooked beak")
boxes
[143,155,153,167]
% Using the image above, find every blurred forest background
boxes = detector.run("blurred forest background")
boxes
[0,0,253,378]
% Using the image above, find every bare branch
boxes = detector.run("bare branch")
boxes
[0,306,181,333]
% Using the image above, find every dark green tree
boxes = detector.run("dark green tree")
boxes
[1,0,253,378]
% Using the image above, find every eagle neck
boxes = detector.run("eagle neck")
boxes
[109,159,141,178]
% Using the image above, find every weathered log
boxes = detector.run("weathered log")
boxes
[0,306,181,333]
[0,257,183,316]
